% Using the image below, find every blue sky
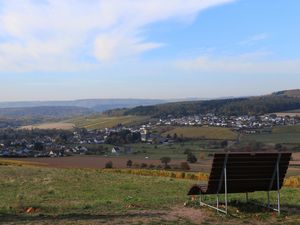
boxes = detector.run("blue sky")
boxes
[0,0,299,101]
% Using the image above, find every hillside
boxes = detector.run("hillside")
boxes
[0,106,93,128]
[0,99,168,112]
[119,94,300,118]
[69,115,149,129]
[272,89,300,98]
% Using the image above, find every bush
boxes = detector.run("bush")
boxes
[140,163,148,168]
[180,162,190,171]
[126,160,133,167]
[149,164,156,169]
[160,156,171,166]
[105,161,113,168]
[187,153,197,163]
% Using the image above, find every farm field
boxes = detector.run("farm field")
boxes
[11,155,213,173]
[20,122,75,130]
[163,127,237,140]
[9,154,300,177]
[0,165,299,224]
[242,125,300,144]
[68,115,149,129]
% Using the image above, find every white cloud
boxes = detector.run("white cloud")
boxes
[176,52,300,75]
[238,33,269,45]
[0,0,234,72]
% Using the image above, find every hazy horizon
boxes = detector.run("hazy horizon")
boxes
[0,0,300,101]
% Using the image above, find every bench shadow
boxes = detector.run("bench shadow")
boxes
[228,200,300,215]
[0,211,165,223]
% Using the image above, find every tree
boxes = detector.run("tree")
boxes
[187,153,197,163]
[160,156,171,167]
[126,160,133,167]
[105,161,113,168]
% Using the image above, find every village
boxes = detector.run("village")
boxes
[0,113,299,158]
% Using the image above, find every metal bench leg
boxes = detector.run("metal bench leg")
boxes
[276,160,280,215]
[224,165,228,215]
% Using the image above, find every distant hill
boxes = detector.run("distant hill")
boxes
[272,89,300,98]
[0,99,169,112]
[108,91,300,118]
[0,106,93,128]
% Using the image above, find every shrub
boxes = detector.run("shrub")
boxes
[160,156,171,166]
[149,164,156,169]
[105,161,113,168]
[140,163,148,168]
[126,160,133,167]
[187,153,197,163]
[180,162,190,171]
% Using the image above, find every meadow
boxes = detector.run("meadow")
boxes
[68,115,149,129]
[20,122,75,130]
[242,125,300,144]
[163,127,237,140]
[0,165,299,224]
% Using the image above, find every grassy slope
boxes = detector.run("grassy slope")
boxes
[0,166,299,224]
[163,127,237,140]
[68,115,149,129]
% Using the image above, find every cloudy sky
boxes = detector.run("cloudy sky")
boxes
[0,0,299,101]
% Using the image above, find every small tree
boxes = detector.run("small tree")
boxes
[160,156,171,167]
[126,160,133,167]
[105,161,113,168]
[187,153,197,163]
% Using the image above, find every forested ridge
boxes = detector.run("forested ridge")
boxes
[106,92,300,117]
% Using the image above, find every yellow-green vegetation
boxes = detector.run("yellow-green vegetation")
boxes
[102,168,209,181]
[0,165,299,224]
[164,127,237,140]
[69,115,149,129]
[0,159,46,167]
[20,122,75,130]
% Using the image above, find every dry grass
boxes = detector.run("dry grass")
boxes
[69,115,149,129]
[20,122,75,130]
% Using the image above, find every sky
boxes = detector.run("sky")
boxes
[0,0,300,101]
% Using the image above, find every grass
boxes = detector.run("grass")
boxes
[68,115,149,129]
[243,125,300,144]
[20,122,75,130]
[163,127,237,140]
[0,165,299,224]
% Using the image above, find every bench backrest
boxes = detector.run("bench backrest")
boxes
[205,152,291,194]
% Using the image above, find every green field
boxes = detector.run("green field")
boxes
[68,115,149,129]
[243,125,300,144]
[163,127,237,140]
[1,165,299,224]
